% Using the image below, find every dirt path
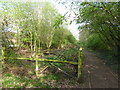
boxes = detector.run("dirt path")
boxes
[81,49,118,88]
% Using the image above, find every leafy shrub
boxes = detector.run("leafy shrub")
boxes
[86,34,107,51]
[55,48,79,62]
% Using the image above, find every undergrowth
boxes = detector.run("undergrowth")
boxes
[2,47,79,88]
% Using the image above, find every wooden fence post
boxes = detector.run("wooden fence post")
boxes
[2,47,5,64]
[32,52,39,77]
[77,47,82,82]
[36,54,39,77]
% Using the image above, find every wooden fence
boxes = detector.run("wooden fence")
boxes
[2,47,83,81]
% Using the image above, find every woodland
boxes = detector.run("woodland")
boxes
[0,0,119,88]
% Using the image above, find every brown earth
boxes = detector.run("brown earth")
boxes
[81,49,118,88]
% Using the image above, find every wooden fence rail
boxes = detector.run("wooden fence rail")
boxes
[3,57,78,65]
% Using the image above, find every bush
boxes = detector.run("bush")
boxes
[85,33,108,51]
[55,48,79,62]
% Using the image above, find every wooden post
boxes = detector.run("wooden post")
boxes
[77,47,82,82]
[32,52,39,77]
[35,54,39,77]
[2,47,5,64]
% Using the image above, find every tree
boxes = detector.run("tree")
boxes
[77,2,120,56]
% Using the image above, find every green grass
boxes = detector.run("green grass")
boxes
[2,73,53,88]
[3,73,25,88]
[42,74,60,81]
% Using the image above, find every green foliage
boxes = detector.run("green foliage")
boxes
[53,15,65,28]
[21,44,28,49]
[52,28,77,49]
[1,1,77,52]
[5,59,19,65]
[46,55,64,67]
[55,48,78,62]
[67,34,77,44]
[5,48,20,59]
[78,2,120,51]
[85,33,107,51]
[63,48,78,62]
[78,2,120,71]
